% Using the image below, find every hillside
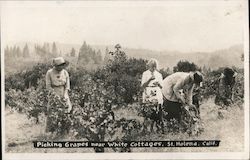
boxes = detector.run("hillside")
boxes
[122,44,243,69]
[5,42,243,71]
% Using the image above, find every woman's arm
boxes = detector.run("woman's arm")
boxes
[141,75,155,89]
[45,70,53,91]
[173,80,185,104]
[153,73,163,89]
[64,70,70,97]
[65,70,72,113]
[187,84,195,105]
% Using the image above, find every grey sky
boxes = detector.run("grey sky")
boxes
[1,0,246,52]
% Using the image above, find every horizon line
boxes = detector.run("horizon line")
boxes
[3,40,243,54]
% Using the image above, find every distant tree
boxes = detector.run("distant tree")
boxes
[78,41,101,65]
[105,47,109,53]
[12,46,17,57]
[104,47,111,64]
[107,45,127,73]
[5,46,10,57]
[78,41,89,64]
[35,44,51,60]
[241,53,244,62]
[59,50,62,57]
[109,44,126,63]
[115,44,121,51]
[159,67,171,79]
[34,43,54,59]
[11,46,15,58]
[43,43,50,54]
[173,60,200,72]
[16,46,22,57]
[70,48,76,57]
[202,65,211,75]
[35,44,45,58]
[52,42,58,56]
[22,44,30,57]
[93,49,102,64]
[7,46,13,58]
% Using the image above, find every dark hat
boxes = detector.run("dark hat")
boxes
[223,67,235,77]
[193,71,203,84]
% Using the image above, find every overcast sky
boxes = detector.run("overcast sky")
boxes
[1,0,246,52]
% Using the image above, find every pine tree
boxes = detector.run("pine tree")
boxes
[78,41,104,66]
[9,46,13,58]
[5,46,10,57]
[70,48,76,57]
[241,53,244,62]
[13,46,17,57]
[59,50,62,57]
[42,43,48,53]
[22,44,30,57]
[104,47,111,64]
[95,49,102,64]
[52,42,58,56]
[16,46,22,57]
[42,43,51,57]
[115,44,121,52]
[78,41,89,64]
[35,44,46,58]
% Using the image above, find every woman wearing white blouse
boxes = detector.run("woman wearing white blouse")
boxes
[45,57,72,133]
[141,59,164,133]
[141,58,163,105]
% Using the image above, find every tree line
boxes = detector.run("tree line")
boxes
[5,41,104,66]
[5,43,30,58]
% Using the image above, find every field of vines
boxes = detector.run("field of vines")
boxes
[4,51,244,153]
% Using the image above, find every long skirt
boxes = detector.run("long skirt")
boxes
[45,87,72,133]
[163,99,182,122]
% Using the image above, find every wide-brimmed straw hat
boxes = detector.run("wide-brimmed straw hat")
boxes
[53,57,69,67]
